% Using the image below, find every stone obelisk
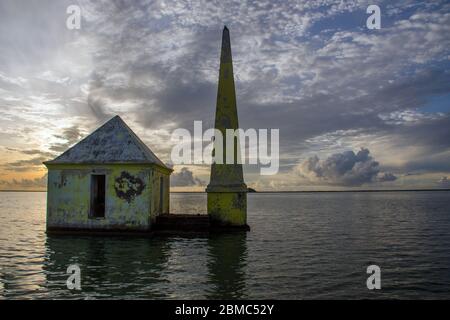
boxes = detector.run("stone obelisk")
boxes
[206,26,249,230]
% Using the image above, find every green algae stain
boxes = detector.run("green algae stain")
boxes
[208,192,247,226]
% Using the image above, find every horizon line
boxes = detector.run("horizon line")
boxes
[1,189,449,193]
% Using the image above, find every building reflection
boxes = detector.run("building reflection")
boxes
[43,231,248,299]
[44,235,171,298]
[206,232,248,299]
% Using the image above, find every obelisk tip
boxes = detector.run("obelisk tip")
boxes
[220,25,232,63]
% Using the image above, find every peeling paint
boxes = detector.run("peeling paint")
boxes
[54,173,67,188]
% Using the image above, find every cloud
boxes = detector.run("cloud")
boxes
[438,176,450,188]
[295,148,397,186]
[49,125,84,153]
[4,156,48,172]
[170,167,204,187]
[378,172,398,182]
[1,125,84,173]
[0,174,47,190]
[6,147,55,159]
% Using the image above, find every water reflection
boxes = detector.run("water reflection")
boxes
[206,232,248,299]
[43,232,248,299]
[44,235,172,299]
[2,192,450,299]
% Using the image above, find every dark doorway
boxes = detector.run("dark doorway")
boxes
[159,177,164,214]
[90,175,106,218]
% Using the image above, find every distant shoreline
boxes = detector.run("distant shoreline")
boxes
[1,189,449,193]
[171,189,450,193]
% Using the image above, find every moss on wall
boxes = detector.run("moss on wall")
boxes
[207,192,247,226]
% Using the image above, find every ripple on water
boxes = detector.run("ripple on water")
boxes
[1,191,450,299]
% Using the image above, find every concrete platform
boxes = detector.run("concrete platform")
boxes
[46,214,249,236]
[152,214,211,233]
[153,214,250,233]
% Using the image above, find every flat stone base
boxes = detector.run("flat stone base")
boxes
[46,214,250,236]
[46,227,152,237]
[153,214,250,233]
[152,214,211,233]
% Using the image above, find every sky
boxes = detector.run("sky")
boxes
[0,0,449,191]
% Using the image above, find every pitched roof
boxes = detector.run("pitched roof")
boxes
[44,115,171,170]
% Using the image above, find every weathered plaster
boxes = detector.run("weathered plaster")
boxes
[46,164,170,231]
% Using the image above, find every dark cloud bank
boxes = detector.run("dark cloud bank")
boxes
[296,148,397,186]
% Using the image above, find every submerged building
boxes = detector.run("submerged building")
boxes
[44,115,172,233]
[44,26,248,234]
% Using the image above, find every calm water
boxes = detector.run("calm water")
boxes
[0,191,450,299]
